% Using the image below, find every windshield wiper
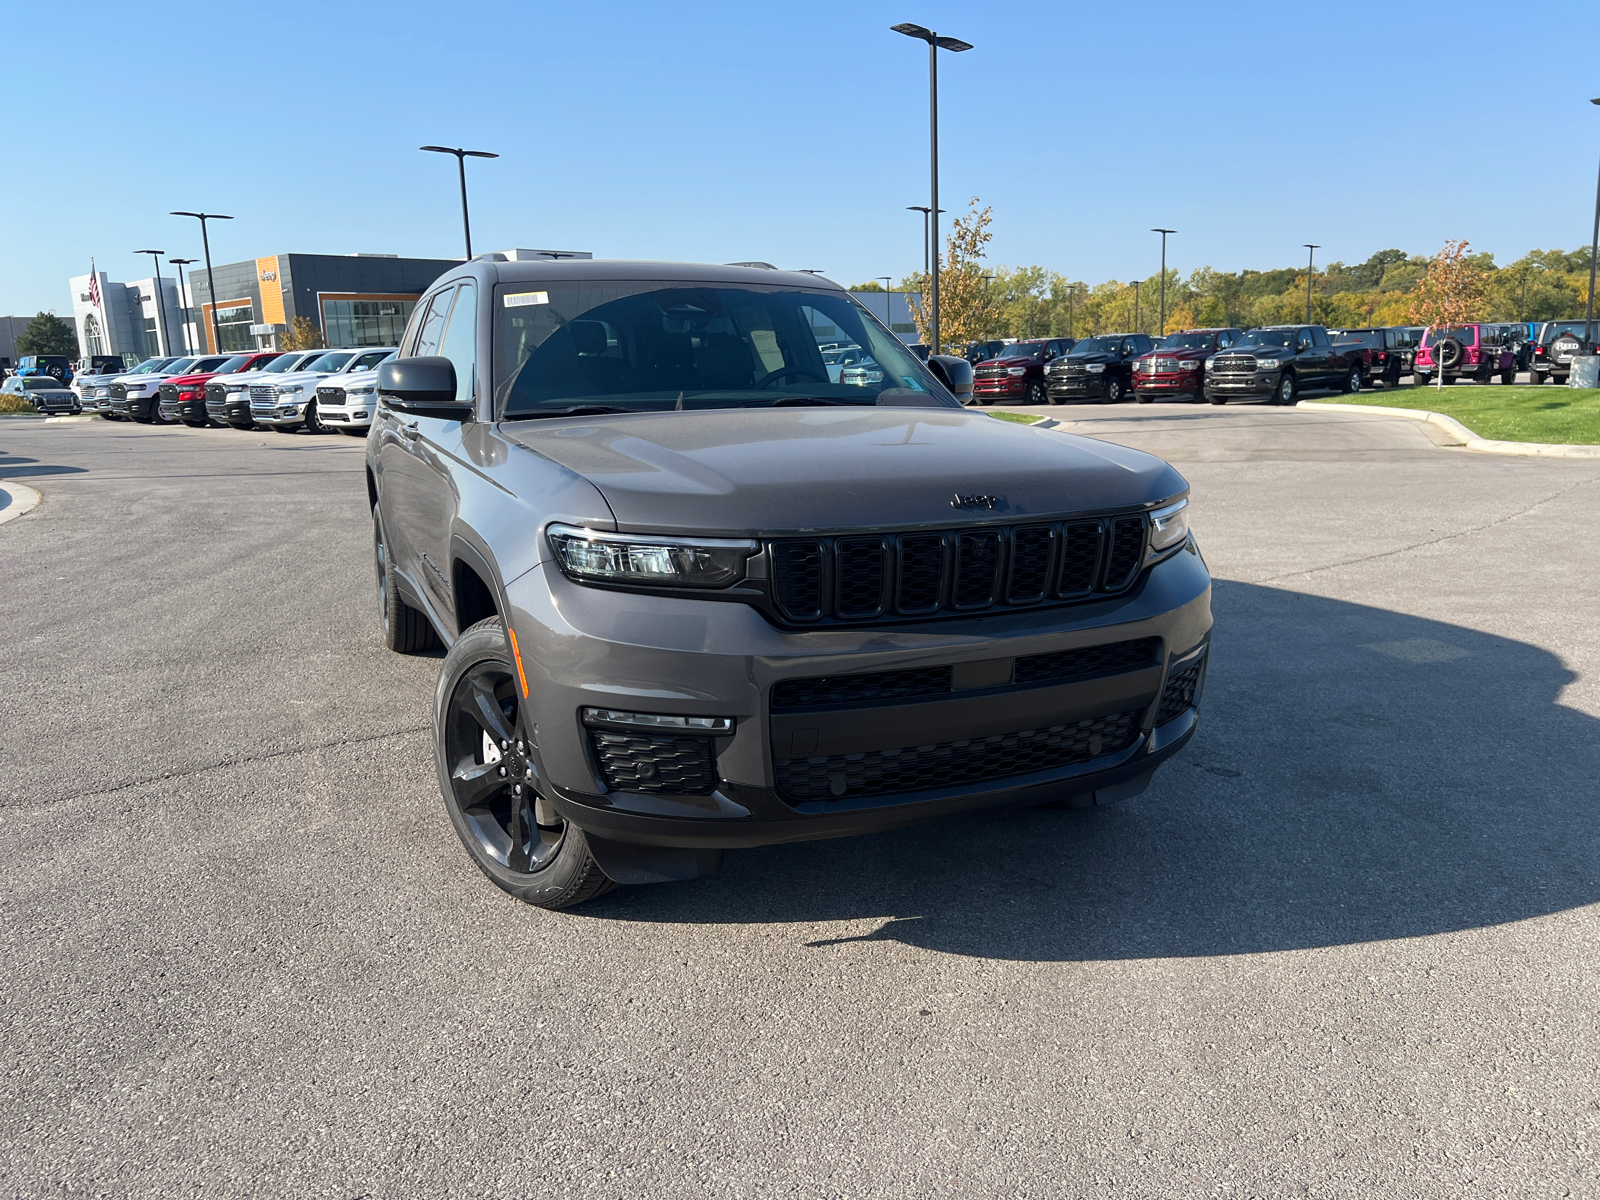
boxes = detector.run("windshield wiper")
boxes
[503,405,633,420]
[754,396,866,407]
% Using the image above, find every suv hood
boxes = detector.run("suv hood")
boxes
[499,407,1186,535]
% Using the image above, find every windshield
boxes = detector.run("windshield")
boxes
[130,358,173,374]
[495,283,952,416]
[160,358,197,373]
[1424,326,1475,346]
[216,355,253,373]
[189,357,229,373]
[306,352,355,372]
[1001,341,1048,359]
[1236,330,1295,349]
[349,350,394,371]
[263,353,312,374]
[23,378,64,390]
[1158,332,1216,351]
[1069,336,1122,355]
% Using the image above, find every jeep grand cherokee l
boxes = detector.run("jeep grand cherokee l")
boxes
[367,260,1211,909]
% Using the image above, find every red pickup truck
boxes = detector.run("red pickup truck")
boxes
[157,351,282,427]
[1132,328,1243,402]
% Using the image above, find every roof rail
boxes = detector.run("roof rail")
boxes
[726,261,777,269]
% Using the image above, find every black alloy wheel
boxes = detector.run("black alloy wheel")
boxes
[1103,376,1124,404]
[1025,379,1046,405]
[1275,373,1297,405]
[435,618,615,909]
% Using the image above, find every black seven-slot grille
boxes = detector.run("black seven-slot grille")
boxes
[769,637,1160,710]
[770,515,1147,624]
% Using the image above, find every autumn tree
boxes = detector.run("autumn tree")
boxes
[1409,240,1488,327]
[281,316,326,351]
[904,197,994,349]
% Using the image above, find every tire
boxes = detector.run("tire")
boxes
[1341,366,1362,395]
[1274,373,1297,405]
[434,617,616,910]
[228,421,253,431]
[1025,379,1045,405]
[1501,370,1516,385]
[1102,376,1124,404]
[1135,392,1152,403]
[304,401,325,434]
[1208,392,1226,406]
[182,420,207,428]
[375,511,441,654]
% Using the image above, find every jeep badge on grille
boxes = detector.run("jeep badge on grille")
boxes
[951,493,1000,510]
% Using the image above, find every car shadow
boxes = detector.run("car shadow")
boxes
[0,452,87,478]
[576,580,1600,961]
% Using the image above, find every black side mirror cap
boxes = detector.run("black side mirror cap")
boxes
[377,357,471,418]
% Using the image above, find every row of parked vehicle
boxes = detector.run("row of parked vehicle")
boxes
[955,318,1596,405]
[49,348,399,434]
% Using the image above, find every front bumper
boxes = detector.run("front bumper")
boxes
[115,393,158,418]
[252,402,306,428]
[1135,373,1203,396]
[1046,375,1107,398]
[316,405,373,429]
[1205,372,1278,396]
[973,377,1027,399]
[177,399,210,423]
[504,541,1213,851]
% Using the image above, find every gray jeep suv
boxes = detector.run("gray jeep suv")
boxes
[367,259,1212,909]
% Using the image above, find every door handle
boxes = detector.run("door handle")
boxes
[397,419,420,438]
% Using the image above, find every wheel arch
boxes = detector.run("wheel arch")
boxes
[449,532,511,642]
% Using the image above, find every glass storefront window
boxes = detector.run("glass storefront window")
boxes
[322,299,417,347]
[215,304,254,353]
[142,317,160,357]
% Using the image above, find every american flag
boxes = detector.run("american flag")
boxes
[88,260,101,309]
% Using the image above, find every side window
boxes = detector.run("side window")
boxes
[410,288,455,357]
[436,281,477,404]
[1312,327,1329,348]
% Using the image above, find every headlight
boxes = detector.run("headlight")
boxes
[1007,367,1027,376]
[1148,497,1190,555]
[547,524,757,589]
[1204,357,1216,369]
[1256,358,1280,370]
[1085,363,1106,373]
[277,385,303,395]
[347,386,374,396]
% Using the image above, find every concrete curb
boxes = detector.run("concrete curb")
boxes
[44,414,95,424]
[1296,401,1600,459]
[0,411,46,419]
[0,480,42,526]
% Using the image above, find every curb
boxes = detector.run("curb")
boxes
[0,480,42,526]
[1296,401,1600,459]
[44,414,95,423]
[0,411,46,419]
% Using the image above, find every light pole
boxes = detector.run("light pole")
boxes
[892,23,972,355]
[1151,228,1175,337]
[876,276,894,328]
[1584,98,1600,353]
[420,145,499,259]
[133,249,169,356]
[905,205,945,279]
[1067,283,1085,339]
[169,259,197,354]
[1132,280,1141,334]
[171,212,232,354]
[1303,244,1320,324]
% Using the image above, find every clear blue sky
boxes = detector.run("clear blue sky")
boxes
[5,0,1598,315]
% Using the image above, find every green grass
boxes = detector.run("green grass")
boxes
[1321,383,1600,445]
[987,410,1044,424]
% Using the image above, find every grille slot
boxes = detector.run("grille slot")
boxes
[775,709,1142,803]
[1156,653,1206,725]
[772,540,824,619]
[769,513,1147,625]
[1014,637,1160,686]
[1103,517,1146,591]
[771,665,953,710]
[588,729,717,794]
[1212,355,1256,374]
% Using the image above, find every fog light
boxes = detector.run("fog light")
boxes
[582,707,734,733]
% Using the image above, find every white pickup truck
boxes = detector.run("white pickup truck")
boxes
[251,347,396,433]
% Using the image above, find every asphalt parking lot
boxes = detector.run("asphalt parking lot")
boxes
[3,405,1599,1199]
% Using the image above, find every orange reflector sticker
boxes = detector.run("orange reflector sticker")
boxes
[508,627,529,698]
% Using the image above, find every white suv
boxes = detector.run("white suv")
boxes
[251,347,397,433]
[313,351,395,436]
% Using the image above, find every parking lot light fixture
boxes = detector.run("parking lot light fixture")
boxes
[168,259,197,354]
[1303,244,1320,324]
[892,23,972,355]
[1585,99,1600,353]
[133,250,169,356]
[420,146,499,260]
[1152,229,1175,336]
[170,212,233,354]
[905,205,945,282]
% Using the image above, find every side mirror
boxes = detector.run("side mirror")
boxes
[377,357,471,419]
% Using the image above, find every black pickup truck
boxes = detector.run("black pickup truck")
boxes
[1205,325,1362,405]
[1330,326,1421,388]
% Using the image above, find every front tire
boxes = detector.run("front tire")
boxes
[375,511,441,654]
[304,401,325,434]
[435,618,616,910]
[1341,366,1362,395]
[1102,376,1124,404]
[1275,373,1297,405]
[1025,379,1045,405]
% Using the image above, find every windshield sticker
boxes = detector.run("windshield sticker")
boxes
[504,291,549,308]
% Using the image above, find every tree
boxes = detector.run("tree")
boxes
[1409,240,1487,327]
[281,316,325,351]
[904,197,994,348]
[15,311,77,357]
[849,281,886,292]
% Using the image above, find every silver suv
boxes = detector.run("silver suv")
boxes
[368,260,1212,909]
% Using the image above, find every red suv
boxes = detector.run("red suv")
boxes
[1132,328,1244,403]
[158,351,283,427]
[1412,325,1517,386]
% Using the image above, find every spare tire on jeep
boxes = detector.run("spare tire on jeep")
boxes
[1435,337,1463,370]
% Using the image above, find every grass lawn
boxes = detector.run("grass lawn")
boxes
[1321,383,1600,445]
[986,410,1044,424]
